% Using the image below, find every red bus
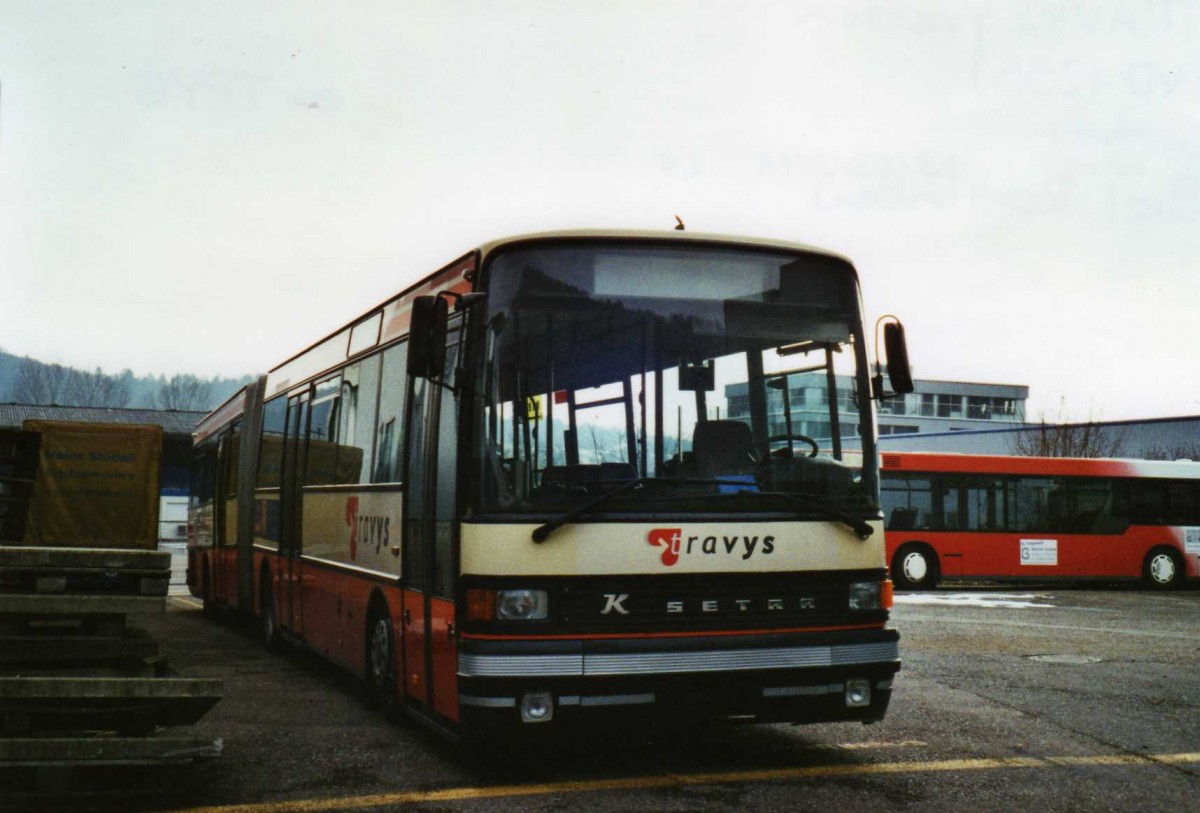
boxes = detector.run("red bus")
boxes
[882,452,1200,590]
[189,229,914,741]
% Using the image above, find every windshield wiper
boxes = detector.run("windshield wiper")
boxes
[532,476,656,542]
[752,490,875,540]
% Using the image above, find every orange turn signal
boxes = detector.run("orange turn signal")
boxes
[465,589,496,621]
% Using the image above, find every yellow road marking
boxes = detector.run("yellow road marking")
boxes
[167,751,1200,813]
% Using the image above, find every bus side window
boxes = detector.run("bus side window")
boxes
[337,355,382,485]
[191,440,217,509]
[1066,478,1118,534]
[305,375,342,486]
[963,476,1003,532]
[258,397,287,489]
[223,424,240,500]
[940,479,960,531]
[373,342,409,483]
[1012,477,1068,532]
[881,474,934,530]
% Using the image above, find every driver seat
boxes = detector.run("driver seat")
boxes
[691,420,756,477]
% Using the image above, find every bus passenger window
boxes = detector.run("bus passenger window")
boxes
[258,397,287,489]
[337,356,382,485]
[963,476,1004,531]
[373,342,408,483]
[881,475,934,530]
[305,376,343,486]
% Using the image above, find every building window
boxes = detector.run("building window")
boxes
[967,396,992,419]
[919,394,936,417]
[879,425,919,435]
[936,394,962,418]
[880,394,907,416]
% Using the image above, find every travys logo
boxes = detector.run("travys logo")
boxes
[648,528,775,567]
[345,496,390,561]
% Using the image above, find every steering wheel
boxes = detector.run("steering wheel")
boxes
[750,433,820,460]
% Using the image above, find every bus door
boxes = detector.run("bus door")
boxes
[279,390,310,637]
[402,329,461,721]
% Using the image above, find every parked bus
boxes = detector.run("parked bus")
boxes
[882,452,1200,590]
[189,229,913,740]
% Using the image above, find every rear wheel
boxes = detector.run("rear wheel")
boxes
[1143,547,1185,590]
[259,571,280,651]
[200,559,214,617]
[893,544,939,590]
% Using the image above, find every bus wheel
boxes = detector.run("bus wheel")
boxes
[1143,547,1184,590]
[893,544,939,590]
[260,572,280,651]
[200,560,214,617]
[365,604,398,718]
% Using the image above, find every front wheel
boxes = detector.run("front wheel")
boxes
[364,606,398,718]
[1143,547,1185,590]
[893,544,940,590]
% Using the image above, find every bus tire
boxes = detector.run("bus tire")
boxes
[259,569,280,652]
[893,543,939,590]
[1143,547,1184,590]
[364,600,398,719]
[200,558,214,617]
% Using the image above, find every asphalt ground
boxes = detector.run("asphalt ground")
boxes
[4,584,1198,813]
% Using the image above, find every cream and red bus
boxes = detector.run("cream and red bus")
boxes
[189,229,913,739]
[882,452,1200,590]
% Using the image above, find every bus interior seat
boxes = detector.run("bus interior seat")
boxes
[889,507,918,530]
[691,419,756,476]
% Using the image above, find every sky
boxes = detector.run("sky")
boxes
[1,2,1197,422]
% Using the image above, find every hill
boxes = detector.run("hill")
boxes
[0,348,256,413]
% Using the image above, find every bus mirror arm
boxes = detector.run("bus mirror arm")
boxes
[448,292,487,312]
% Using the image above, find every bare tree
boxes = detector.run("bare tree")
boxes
[584,423,607,463]
[63,367,132,408]
[156,374,213,411]
[11,358,72,404]
[1010,399,1129,458]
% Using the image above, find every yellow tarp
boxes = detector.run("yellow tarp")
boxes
[22,420,162,549]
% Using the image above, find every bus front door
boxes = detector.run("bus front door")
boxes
[402,333,460,722]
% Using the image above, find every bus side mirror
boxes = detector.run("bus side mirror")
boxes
[883,321,914,395]
[407,295,448,379]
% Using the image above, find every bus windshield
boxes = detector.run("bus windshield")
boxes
[476,241,877,517]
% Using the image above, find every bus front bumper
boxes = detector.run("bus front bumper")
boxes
[456,628,900,730]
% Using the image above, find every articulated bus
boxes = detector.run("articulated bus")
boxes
[882,452,1200,590]
[189,229,914,740]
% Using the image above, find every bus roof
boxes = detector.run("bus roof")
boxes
[881,451,1200,481]
[473,228,854,267]
[260,229,856,401]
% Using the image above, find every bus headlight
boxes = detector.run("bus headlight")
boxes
[495,589,549,621]
[849,580,892,610]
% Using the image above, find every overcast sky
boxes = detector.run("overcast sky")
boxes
[2,2,1197,422]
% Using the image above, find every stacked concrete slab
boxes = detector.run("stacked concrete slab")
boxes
[0,545,223,768]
